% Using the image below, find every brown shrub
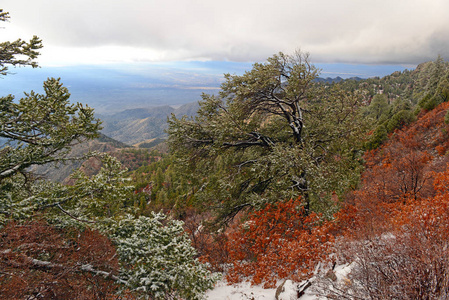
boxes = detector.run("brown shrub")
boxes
[0,221,121,299]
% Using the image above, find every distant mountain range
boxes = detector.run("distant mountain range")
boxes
[0,62,406,115]
[315,76,363,83]
[31,101,198,182]
[98,101,200,145]
[0,63,228,114]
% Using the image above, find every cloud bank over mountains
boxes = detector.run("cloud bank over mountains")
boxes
[2,0,449,66]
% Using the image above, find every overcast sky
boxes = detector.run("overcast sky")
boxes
[2,0,449,112]
[2,0,448,67]
[0,0,449,65]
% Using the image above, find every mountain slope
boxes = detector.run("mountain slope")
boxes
[99,102,199,145]
[31,134,129,182]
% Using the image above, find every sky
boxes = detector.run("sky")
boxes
[1,0,449,112]
[3,0,448,66]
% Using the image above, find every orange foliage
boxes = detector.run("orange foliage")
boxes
[328,167,449,299]
[341,103,449,238]
[0,221,121,299]
[225,198,333,288]
[326,103,449,298]
[392,167,449,240]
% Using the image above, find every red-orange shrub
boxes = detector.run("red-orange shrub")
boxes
[226,198,333,288]
[392,166,449,240]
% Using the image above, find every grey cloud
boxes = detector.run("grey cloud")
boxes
[427,29,449,59]
[2,0,449,65]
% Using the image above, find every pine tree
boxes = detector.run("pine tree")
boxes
[168,51,367,224]
[0,11,217,299]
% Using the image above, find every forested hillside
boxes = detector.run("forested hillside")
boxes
[130,52,449,298]
[2,7,449,298]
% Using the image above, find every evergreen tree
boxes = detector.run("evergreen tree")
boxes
[0,10,100,219]
[0,9,42,76]
[168,51,367,224]
[364,94,389,122]
[0,11,217,299]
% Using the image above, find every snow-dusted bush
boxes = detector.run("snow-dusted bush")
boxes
[107,213,219,299]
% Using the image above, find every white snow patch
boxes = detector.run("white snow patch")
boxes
[206,263,354,300]
[333,262,353,282]
[205,279,321,300]
[206,280,276,300]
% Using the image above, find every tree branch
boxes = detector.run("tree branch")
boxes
[222,132,275,149]
[56,204,96,224]
[1,250,125,284]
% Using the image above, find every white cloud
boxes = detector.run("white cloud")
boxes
[2,0,449,65]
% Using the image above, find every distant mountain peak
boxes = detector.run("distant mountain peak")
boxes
[314,76,363,84]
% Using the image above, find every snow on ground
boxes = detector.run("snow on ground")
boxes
[206,280,276,300]
[333,263,353,282]
[205,279,319,300]
[205,263,353,300]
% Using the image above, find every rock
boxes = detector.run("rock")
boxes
[275,279,301,300]
[275,280,287,299]
[325,269,337,282]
